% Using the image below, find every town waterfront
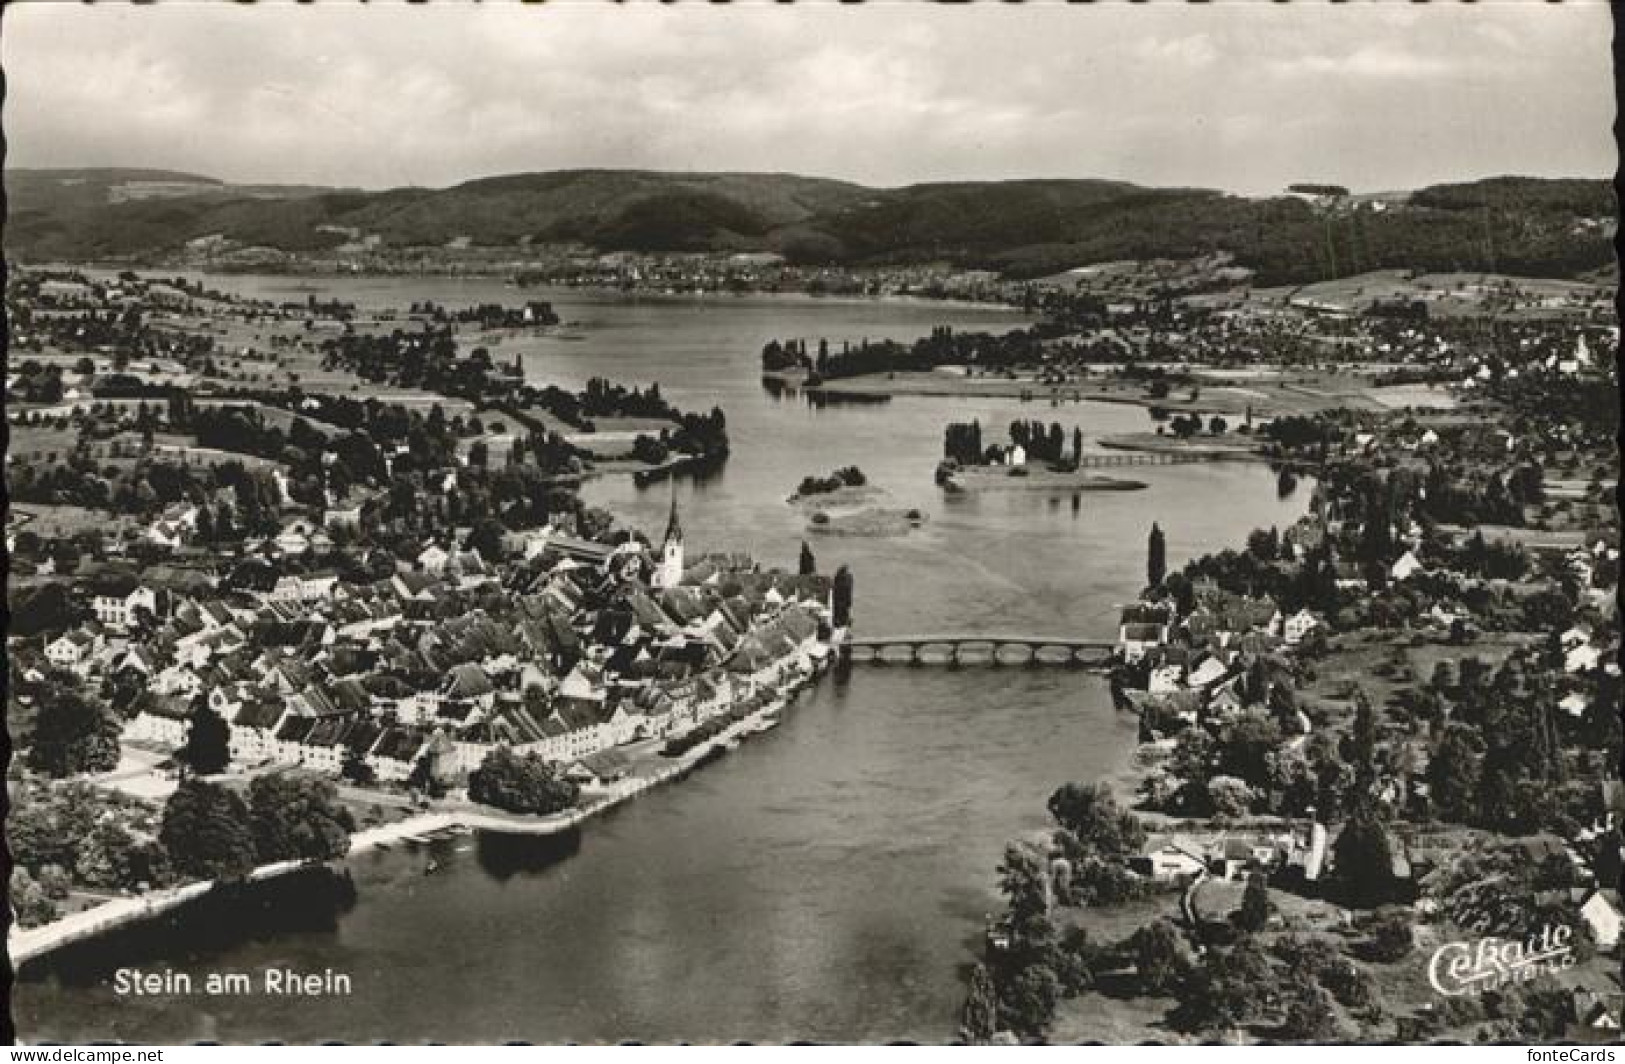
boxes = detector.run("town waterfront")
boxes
[15,282,1313,1042]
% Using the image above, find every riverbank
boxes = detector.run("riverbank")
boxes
[10,664,820,971]
[1095,432,1267,460]
[784,369,1397,418]
[940,466,1146,493]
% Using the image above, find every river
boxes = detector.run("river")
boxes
[15,280,1312,1043]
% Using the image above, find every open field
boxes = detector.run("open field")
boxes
[1249,270,1610,318]
[9,425,81,462]
[1367,384,1459,410]
[8,504,144,540]
[1047,893,1189,1044]
[1301,630,1541,728]
[1437,523,1593,552]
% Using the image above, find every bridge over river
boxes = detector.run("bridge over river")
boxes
[843,633,1117,667]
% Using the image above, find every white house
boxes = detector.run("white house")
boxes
[1390,551,1424,582]
[1148,664,1184,694]
[274,519,317,556]
[1187,656,1229,690]
[323,504,363,530]
[1117,604,1172,663]
[1580,890,1623,950]
[1560,691,1591,719]
[127,698,193,749]
[1133,841,1209,881]
[45,629,102,672]
[92,585,161,631]
[1567,643,1603,674]
[559,663,607,703]
[367,728,425,783]
[418,544,451,574]
[153,663,205,699]
[266,570,341,605]
[1282,609,1320,645]
[1561,626,1593,650]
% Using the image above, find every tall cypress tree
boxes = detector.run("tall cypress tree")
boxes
[181,700,231,777]
[960,963,999,1044]
[832,565,854,628]
[1147,523,1167,589]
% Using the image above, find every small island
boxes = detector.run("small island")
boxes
[936,419,1148,493]
[789,466,926,537]
[788,465,870,503]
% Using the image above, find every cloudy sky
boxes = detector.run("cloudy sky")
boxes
[4,2,1614,195]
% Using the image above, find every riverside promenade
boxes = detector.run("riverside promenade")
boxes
[9,684,804,969]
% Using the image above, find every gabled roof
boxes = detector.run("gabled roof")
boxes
[275,716,316,742]
[339,719,382,753]
[136,694,193,721]
[232,696,285,730]
[305,717,349,748]
[297,683,351,719]
[573,746,633,779]
[362,673,415,700]
[325,678,373,714]
[372,727,425,761]
[86,571,142,598]
[443,662,495,699]
[1121,603,1172,626]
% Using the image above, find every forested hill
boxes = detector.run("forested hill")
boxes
[6,167,1614,285]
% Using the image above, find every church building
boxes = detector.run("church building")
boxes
[654,493,685,589]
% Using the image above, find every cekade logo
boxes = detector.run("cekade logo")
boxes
[1428,923,1577,996]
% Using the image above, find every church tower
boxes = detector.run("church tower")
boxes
[655,490,684,589]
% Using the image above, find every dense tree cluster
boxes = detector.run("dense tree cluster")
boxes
[248,774,356,864]
[942,421,986,466]
[10,780,174,898]
[157,774,355,886]
[26,681,122,778]
[795,466,866,497]
[467,748,581,815]
[159,779,260,882]
[181,701,232,776]
[408,300,559,329]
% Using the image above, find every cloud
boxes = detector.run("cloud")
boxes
[1,2,1612,195]
[1264,46,1458,82]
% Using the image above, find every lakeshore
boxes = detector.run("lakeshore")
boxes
[939,466,1147,493]
[11,678,812,971]
[769,368,1460,420]
[1094,432,1268,461]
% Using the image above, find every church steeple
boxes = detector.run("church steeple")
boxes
[655,487,684,589]
[663,489,683,545]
